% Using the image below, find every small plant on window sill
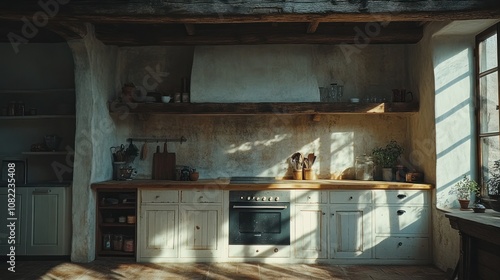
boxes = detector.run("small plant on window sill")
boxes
[450,175,479,210]
[487,159,500,198]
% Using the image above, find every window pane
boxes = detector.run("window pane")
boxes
[481,135,500,188]
[479,72,499,133]
[479,32,498,72]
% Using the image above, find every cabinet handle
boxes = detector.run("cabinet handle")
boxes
[349,196,353,200]
[322,212,325,215]
[155,195,160,199]
[331,213,335,216]
[398,242,403,247]
[397,210,406,215]
[397,194,407,199]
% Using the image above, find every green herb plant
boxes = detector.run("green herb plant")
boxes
[371,140,404,168]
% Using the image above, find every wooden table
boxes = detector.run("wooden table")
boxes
[445,211,500,280]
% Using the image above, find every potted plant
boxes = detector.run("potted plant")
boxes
[371,140,404,181]
[485,160,500,211]
[450,175,479,210]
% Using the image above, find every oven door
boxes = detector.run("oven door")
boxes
[229,202,290,245]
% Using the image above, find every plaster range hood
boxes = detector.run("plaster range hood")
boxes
[190,45,320,103]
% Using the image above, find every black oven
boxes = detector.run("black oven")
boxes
[229,191,290,245]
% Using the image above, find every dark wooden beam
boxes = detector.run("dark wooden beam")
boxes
[93,22,423,45]
[307,21,320,34]
[184,23,195,36]
[0,1,499,24]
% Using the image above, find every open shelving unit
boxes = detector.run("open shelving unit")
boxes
[109,101,419,115]
[95,188,137,258]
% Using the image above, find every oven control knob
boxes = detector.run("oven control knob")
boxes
[255,197,260,201]
[240,196,244,200]
[267,197,272,201]
[275,197,280,201]
[247,196,251,201]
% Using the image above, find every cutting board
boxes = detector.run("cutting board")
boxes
[152,143,176,180]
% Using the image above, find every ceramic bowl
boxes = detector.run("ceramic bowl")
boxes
[161,96,171,103]
[350,98,360,103]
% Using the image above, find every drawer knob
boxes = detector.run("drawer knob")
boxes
[397,194,407,199]
[349,196,353,200]
[398,242,403,247]
[397,210,406,215]
[274,248,279,253]
[155,195,160,199]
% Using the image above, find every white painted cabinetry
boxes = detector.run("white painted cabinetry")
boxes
[293,190,328,259]
[137,190,179,261]
[0,187,70,256]
[329,191,373,259]
[372,190,431,261]
[137,189,223,262]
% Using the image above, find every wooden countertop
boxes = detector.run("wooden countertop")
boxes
[91,179,433,190]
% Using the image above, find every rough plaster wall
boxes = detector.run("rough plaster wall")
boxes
[191,44,408,103]
[68,25,118,262]
[122,114,408,180]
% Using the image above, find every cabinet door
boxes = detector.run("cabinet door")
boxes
[180,205,221,258]
[0,188,27,255]
[138,205,178,259]
[294,205,328,259]
[26,187,66,255]
[329,205,372,259]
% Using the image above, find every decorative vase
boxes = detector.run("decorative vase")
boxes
[458,199,471,210]
[382,168,393,181]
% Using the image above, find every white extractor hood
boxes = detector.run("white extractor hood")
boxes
[190,45,320,103]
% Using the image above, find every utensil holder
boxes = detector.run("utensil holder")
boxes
[303,168,314,180]
[293,170,303,180]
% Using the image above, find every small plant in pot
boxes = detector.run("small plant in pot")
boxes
[450,175,479,210]
[485,159,500,212]
[371,140,404,181]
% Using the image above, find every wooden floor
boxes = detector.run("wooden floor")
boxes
[2,258,448,280]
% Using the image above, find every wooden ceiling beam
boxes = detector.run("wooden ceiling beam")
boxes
[307,21,320,34]
[184,24,196,36]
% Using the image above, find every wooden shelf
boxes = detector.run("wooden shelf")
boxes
[109,102,419,115]
[0,115,75,120]
[22,151,74,155]
[100,223,136,227]
[97,250,134,257]
[99,205,136,210]
[0,88,74,94]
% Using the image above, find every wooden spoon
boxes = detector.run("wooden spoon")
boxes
[140,141,148,160]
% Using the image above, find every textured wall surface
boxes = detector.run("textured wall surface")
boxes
[122,114,408,180]
[191,44,408,103]
[69,25,118,262]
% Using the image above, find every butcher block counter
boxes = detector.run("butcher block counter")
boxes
[91,178,432,190]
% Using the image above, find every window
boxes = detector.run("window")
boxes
[476,24,500,195]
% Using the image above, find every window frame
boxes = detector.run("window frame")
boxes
[475,23,500,196]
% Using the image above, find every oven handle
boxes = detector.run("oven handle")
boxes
[232,205,288,209]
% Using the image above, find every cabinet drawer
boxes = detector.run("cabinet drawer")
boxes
[374,237,430,260]
[330,190,372,204]
[373,190,429,205]
[374,206,429,235]
[141,190,179,203]
[294,190,328,204]
[181,190,222,203]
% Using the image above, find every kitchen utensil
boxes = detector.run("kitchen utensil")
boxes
[152,142,176,180]
[140,141,148,160]
[307,153,315,167]
[152,144,161,179]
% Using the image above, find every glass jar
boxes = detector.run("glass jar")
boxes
[355,155,374,181]
[103,234,112,250]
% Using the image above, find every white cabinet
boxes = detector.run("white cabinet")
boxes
[138,205,178,259]
[0,188,27,255]
[294,204,328,259]
[329,190,373,259]
[137,189,223,261]
[137,190,179,261]
[0,187,70,256]
[329,204,372,259]
[372,190,431,261]
[179,205,222,258]
[26,187,70,255]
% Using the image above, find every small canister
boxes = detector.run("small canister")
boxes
[103,234,112,250]
[174,92,181,103]
[123,238,134,252]
[113,234,123,251]
[355,155,374,181]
